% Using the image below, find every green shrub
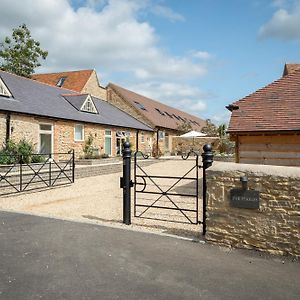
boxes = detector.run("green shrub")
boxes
[0,139,38,164]
[83,133,94,158]
[31,154,45,163]
[17,139,34,163]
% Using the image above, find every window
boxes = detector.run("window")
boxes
[105,129,112,156]
[164,112,173,118]
[158,130,165,140]
[39,124,53,154]
[81,95,98,114]
[74,124,84,141]
[155,108,165,116]
[0,78,12,97]
[141,131,145,143]
[56,77,67,87]
[172,114,180,120]
[134,101,147,111]
[40,124,52,131]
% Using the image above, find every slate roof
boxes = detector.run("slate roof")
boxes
[0,71,153,131]
[108,83,206,131]
[227,67,300,133]
[31,70,94,92]
[62,94,90,111]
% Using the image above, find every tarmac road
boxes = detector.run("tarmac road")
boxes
[0,211,299,300]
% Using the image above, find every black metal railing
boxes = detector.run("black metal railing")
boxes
[0,151,75,196]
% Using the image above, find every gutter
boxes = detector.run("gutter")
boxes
[6,112,11,143]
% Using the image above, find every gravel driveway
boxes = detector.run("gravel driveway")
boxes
[0,158,204,238]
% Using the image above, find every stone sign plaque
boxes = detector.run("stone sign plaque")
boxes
[230,189,260,209]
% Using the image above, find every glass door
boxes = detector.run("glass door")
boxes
[39,124,53,155]
[105,129,112,156]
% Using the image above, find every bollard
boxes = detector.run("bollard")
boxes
[122,141,132,225]
[201,144,214,235]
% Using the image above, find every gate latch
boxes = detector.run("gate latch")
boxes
[120,177,134,188]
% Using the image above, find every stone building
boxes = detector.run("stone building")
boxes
[106,83,206,155]
[0,71,152,159]
[33,69,207,155]
[32,69,107,100]
[227,63,300,166]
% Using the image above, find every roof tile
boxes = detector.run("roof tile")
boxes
[228,67,300,133]
[108,83,206,131]
[32,70,93,92]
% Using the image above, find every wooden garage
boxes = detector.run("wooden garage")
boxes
[227,64,300,167]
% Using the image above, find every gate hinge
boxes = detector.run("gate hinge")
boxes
[120,177,134,188]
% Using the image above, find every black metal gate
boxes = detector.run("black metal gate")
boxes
[0,151,75,196]
[120,142,213,234]
[133,151,200,225]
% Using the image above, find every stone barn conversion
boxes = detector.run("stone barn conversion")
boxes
[106,83,206,155]
[33,69,207,155]
[227,64,300,166]
[32,69,107,100]
[0,70,153,158]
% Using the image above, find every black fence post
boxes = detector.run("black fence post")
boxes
[122,141,132,225]
[72,149,75,183]
[19,155,22,192]
[49,153,52,187]
[201,144,214,236]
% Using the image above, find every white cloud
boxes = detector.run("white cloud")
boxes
[210,111,231,125]
[150,4,185,22]
[128,82,209,116]
[258,3,300,40]
[0,0,205,80]
[0,0,212,119]
[192,51,212,60]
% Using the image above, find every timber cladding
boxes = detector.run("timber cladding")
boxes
[236,134,300,166]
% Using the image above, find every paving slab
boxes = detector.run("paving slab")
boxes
[0,211,299,300]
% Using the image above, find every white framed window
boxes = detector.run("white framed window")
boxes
[158,130,165,140]
[80,95,98,114]
[74,124,84,141]
[39,123,53,154]
[105,129,112,156]
[0,77,12,97]
[141,131,145,143]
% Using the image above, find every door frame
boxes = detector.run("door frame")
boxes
[38,123,54,154]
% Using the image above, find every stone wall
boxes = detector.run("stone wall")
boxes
[206,162,300,257]
[0,113,7,146]
[107,87,154,128]
[10,114,40,148]
[0,113,153,159]
[172,137,219,154]
[82,70,107,100]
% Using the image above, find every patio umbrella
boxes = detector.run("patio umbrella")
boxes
[179,130,207,146]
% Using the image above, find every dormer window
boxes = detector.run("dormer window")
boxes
[134,101,147,111]
[80,95,98,114]
[155,108,165,116]
[165,111,173,118]
[56,76,67,87]
[0,77,12,97]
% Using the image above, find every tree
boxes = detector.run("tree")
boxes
[201,119,218,136]
[0,24,48,77]
[176,121,192,135]
[217,123,227,137]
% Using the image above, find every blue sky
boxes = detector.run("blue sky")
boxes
[0,0,299,124]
